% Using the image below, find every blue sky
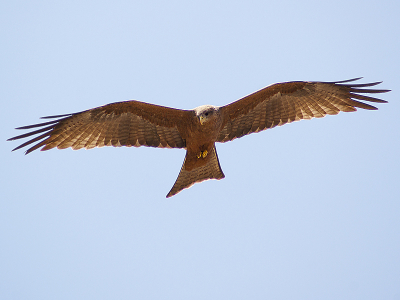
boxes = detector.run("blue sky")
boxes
[1,0,399,299]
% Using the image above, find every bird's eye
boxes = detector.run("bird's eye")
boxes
[205,112,209,116]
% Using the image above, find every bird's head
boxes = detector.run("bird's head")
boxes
[194,105,219,125]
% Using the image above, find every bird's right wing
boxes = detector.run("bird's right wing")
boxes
[8,100,193,154]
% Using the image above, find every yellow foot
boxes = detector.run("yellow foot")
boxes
[197,150,208,159]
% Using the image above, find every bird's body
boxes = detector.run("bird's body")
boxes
[185,105,222,168]
[8,78,389,197]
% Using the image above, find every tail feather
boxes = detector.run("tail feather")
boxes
[167,147,225,198]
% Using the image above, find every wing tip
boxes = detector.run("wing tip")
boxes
[326,77,363,84]
[40,113,73,119]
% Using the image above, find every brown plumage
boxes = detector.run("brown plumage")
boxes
[8,78,389,197]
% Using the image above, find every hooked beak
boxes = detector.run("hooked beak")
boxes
[199,115,205,125]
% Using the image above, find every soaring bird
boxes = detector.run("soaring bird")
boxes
[8,78,389,197]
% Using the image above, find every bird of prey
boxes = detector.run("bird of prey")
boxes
[8,78,389,197]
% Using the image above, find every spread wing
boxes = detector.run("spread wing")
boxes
[217,78,389,142]
[8,100,192,154]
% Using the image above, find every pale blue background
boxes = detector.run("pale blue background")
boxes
[1,1,399,299]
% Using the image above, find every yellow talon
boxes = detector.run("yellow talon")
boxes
[197,150,208,159]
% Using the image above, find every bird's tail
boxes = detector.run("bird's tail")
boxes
[167,146,225,198]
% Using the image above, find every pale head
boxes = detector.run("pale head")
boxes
[193,105,220,125]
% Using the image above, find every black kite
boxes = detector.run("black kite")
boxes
[8,78,389,197]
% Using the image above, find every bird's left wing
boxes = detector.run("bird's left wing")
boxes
[217,78,389,143]
[8,100,192,154]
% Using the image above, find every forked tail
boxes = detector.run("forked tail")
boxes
[167,147,225,197]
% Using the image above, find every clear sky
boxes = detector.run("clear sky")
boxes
[1,0,399,299]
